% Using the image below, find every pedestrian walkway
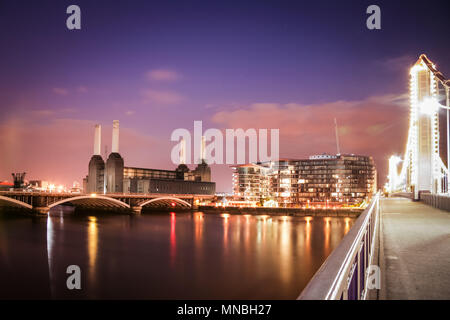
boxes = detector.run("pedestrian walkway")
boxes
[378,197,450,299]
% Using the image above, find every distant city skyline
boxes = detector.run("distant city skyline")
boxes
[1,0,449,192]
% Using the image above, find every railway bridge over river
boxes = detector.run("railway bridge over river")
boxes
[0,191,213,215]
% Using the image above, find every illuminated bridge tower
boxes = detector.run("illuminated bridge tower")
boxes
[410,55,441,195]
[389,54,450,198]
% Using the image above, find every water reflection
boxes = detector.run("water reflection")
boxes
[279,217,291,284]
[87,216,98,285]
[345,217,351,233]
[221,213,230,250]
[1,210,355,299]
[244,214,251,254]
[304,216,313,277]
[170,212,176,268]
[46,217,54,297]
[324,217,331,253]
[194,212,203,244]
[194,212,204,274]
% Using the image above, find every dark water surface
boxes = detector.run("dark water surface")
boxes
[0,207,354,299]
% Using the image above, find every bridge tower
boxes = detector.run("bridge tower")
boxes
[389,54,450,198]
[409,54,441,197]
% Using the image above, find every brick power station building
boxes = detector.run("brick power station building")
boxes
[83,121,215,195]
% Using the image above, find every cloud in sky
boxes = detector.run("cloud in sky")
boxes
[0,117,160,187]
[31,109,55,116]
[146,69,182,82]
[52,87,69,95]
[77,86,88,93]
[375,54,415,72]
[141,89,185,105]
[211,94,410,187]
[28,108,77,118]
[52,86,89,96]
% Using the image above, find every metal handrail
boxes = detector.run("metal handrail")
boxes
[298,193,380,300]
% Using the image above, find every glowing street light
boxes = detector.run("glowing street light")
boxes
[419,97,439,116]
[388,155,402,193]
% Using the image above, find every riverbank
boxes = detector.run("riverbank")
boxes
[0,205,364,218]
[198,205,363,217]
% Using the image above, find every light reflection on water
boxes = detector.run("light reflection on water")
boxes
[0,208,355,299]
[87,216,98,293]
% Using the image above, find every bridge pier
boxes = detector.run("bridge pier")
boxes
[32,206,49,216]
[30,195,50,215]
[131,206,142,215]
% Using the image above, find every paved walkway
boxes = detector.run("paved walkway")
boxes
[378,197,450,299]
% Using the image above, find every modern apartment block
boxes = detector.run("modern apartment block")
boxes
[232,154,377,207]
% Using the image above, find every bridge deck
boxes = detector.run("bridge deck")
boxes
[377,197,450,299]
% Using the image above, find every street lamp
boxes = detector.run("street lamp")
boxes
[388,155,402,193]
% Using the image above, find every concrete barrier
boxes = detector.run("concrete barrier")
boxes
[420,193,450,211]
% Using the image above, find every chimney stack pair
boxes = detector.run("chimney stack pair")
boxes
[93,120,120,156]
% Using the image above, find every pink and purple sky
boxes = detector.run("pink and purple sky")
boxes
[0,0,449,192]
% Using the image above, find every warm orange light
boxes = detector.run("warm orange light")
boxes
[194,212,203,219]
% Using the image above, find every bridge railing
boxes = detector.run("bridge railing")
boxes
[298,193,380,300]
[421,193,450,211]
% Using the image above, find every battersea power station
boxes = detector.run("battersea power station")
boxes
[83,121,215,195]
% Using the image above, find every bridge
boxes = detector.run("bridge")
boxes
[299,54,450,300]
[298,194,450,300]
[0,191,214,215]
[388,54,450,199]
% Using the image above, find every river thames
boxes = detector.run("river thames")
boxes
[0,208,354,299]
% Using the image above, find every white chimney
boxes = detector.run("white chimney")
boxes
[201,135,206,161]
[180,138,186,164]
[94,124,101,155]
[112,120,119,153]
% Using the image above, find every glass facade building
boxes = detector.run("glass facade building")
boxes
[232,154,377,207]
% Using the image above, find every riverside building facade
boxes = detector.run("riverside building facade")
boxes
[232,154,377,207]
